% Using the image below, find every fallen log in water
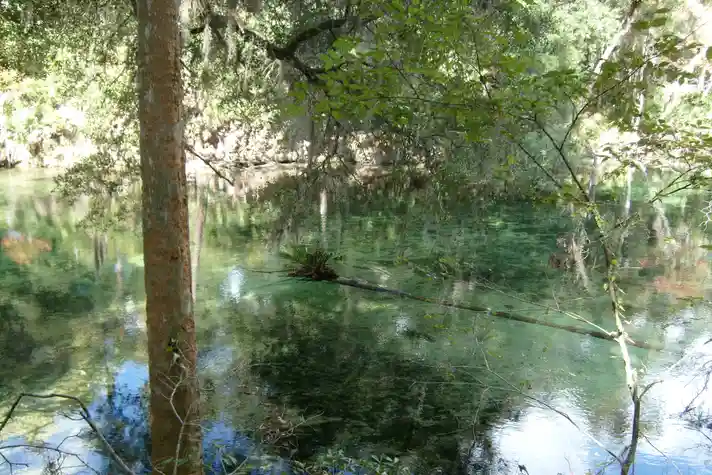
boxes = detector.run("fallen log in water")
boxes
[245,260,662,351]
[319,276,662,351]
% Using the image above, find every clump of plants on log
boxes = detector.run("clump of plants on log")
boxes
[281,245,341,281]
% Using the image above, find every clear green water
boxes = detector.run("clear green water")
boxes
[0,170,711,474]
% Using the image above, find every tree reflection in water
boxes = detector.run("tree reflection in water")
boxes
[87,298,505,474]
[241,299,505,474]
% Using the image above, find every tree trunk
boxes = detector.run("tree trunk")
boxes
[137,0,204,473]
[320,189,328,247]
[93,232,107,277]
[592,0,642,78]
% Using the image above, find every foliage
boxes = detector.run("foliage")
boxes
[4,0,712,472]
[281,245,341,280]
[0,71,84,168]
[1,0,138,218]
[293,449,412,474]
[2,0,712,218]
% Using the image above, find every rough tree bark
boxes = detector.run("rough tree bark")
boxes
[137,0,204,473]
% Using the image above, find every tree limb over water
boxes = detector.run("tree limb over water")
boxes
[189,12,378,85]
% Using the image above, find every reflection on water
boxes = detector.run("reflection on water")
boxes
[1,172,712,473]
[220,266,245,304]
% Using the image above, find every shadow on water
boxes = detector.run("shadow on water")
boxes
[86,362,267,475]
[3,171,712,474]
[239,294,506,473]
[88,291,506,474]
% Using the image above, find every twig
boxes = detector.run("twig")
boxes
[641,433,683,475]
[155,346,203,475]
[486,364,623,465]
[513,18,669,469]
[0,393,135,475]
[0,443,101,475]
[185,144,235,186]
[242,268,288,274]
[0,449,28,473]
[477,275,610,336]
[648,166,701,203]
[531,114,588,197]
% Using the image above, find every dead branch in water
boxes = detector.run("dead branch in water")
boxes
[285,273,662,350]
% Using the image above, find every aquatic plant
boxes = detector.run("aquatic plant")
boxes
[280,245,341,281]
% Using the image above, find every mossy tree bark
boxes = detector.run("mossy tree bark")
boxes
[137,0,204,473]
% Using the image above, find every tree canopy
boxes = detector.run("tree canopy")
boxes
[1,0,710,207]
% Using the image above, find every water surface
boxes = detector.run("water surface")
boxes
[1,171,711,474]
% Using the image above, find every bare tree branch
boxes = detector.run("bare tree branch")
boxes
[185,144,235,186]
[0,393,135,475]
[0,448,28,474]
[483,356,624,465]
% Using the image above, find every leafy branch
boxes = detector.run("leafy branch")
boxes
[190,12,378,85]
[515,58,653,475]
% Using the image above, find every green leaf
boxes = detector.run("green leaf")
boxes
[632,20,651,30]
[284,103,305,117]
[649,17,667,27]
[332,37,354,54]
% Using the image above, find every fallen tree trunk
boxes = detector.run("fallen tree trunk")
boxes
[317,276,661,351]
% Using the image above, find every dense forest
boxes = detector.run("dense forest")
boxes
[2,0,712,474]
